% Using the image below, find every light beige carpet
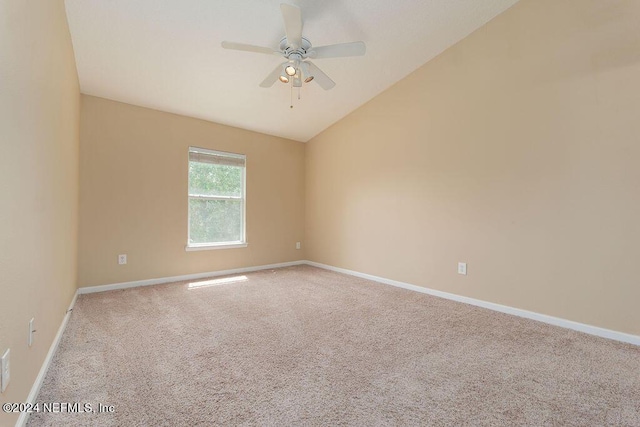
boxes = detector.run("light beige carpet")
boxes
[28,265,639,426]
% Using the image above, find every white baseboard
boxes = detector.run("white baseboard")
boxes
[304,260,640,347]
[16,290,78,427]
[77,260,306,294]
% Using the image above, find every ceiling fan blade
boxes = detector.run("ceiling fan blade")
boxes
[307,61,335,90]
[308,41,366,59]
[280,3,303,49]
[221,41,279,55]
[260,62,287,88]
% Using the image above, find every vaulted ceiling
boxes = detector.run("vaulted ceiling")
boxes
[65,0,520,142]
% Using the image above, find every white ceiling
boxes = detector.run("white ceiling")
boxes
[65,0,520,142]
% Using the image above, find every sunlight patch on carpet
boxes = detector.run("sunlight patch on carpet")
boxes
[188,275,248,289]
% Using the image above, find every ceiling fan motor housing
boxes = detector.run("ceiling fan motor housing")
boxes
[280,36,312,58]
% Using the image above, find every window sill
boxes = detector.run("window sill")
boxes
[185,242,248,252]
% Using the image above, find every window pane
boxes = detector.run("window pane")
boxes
[189,162,242,197]
[189,199,242,243]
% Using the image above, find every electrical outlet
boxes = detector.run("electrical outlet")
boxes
[118,254,127,265]
[296,242,301,250]
[458,262,467,275]
[1,348,10,393]
[29,318,35,347]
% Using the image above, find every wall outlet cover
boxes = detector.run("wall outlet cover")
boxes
[29,318,35,347]
[458,262,467,275]
[1,348,10,393]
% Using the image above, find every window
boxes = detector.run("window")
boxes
[187,147,246,250]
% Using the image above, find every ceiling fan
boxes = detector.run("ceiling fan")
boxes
[221,3,366,90]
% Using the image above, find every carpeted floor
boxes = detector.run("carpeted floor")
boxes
[28,265,640,426]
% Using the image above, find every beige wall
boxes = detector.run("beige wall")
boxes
[78,95,305,287]
[305,0,640,336]
[0,0,80,423]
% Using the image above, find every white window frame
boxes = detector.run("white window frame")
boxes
[186,146,247,251]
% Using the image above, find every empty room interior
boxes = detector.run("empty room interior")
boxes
[1,0,640,425]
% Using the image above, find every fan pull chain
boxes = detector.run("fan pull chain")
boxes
[290,81,293,109]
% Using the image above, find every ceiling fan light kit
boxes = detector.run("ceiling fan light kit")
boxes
[221,3,366,107]
[285,65,297,76]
